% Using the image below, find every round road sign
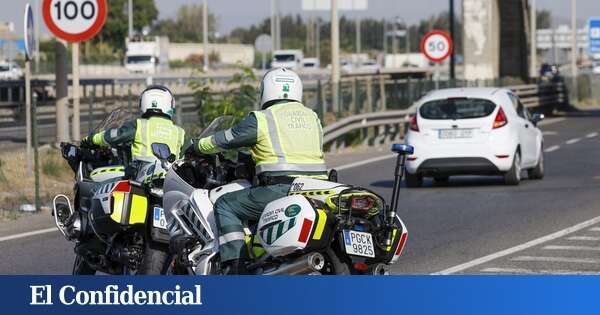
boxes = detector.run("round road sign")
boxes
[420,30,453,63]
[24,3,35,60]
[42,0,107,42]
[255,34,272,54]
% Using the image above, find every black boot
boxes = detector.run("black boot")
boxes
[223,260,250,275]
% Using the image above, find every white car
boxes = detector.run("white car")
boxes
[405,88,545,187]
[0,62,23,80]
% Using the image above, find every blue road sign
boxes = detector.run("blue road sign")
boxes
[589,18,600,55]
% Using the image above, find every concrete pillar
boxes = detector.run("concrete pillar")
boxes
[463,0,500,81]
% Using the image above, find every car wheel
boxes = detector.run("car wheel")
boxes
[504,151,521,185]
[405,171,423,188]
[528,150,545,180]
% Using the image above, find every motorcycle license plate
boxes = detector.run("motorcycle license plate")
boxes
[153,207,167,230]
[342,230,375,258]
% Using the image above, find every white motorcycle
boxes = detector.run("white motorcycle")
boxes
[161,117,411,275]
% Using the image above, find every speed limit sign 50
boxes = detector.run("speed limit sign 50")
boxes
[42,0,107,42]
[421,31,453,63]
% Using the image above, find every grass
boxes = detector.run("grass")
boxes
[0,145,73,212]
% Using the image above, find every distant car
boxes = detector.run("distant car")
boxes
[405,88,545,187]
[0,62,23,80]
[302,57,320,69]
[592,60,600,74]
[358,59,379,72]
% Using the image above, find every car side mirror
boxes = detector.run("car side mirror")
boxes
[151,143,171,160]
[531,113,545,125]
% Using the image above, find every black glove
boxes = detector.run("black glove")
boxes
[183,139,200,155]
[80,136,96,148]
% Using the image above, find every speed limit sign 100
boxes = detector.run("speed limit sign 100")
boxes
[43,0,107,42]
[421,31,453,63]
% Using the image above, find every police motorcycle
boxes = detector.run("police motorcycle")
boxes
[162,116,411,275]
[52,108,173,275]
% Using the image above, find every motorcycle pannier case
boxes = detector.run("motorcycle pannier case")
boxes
[258,195,334,257]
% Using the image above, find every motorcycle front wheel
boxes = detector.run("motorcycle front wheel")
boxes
[72,254,96,275]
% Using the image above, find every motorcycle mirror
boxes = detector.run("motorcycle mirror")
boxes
[151,143,171,160]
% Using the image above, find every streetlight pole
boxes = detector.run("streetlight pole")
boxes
[128,0,134,38]
[331,0,340,114]
[530,0,537,79]
[449,0,456,79]
[570,0,577,84]
[203,0,209,72]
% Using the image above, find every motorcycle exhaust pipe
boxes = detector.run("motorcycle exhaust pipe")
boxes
[263,252,325,275]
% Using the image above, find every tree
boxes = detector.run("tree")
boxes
[537,10,552,29]
[94,0,158,52]
[153,5,217,43]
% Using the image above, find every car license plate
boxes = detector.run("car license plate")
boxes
[153,207,167,230]
[343,230,375,258]
[439,129,473,139]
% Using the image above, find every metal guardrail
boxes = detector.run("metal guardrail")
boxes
[322,81,567,147]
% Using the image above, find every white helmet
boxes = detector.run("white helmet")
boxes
[139,85,175,118]
[259,68,303,109]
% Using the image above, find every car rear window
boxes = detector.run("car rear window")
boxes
[419,98,497,120]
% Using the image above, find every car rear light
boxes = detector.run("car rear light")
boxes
[495,155,510,159]
[493,107,508,129]
[407,156,417,161]
[409,115,419,132]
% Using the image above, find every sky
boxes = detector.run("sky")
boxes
[2,0,599,38]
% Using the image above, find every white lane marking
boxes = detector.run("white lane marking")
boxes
[566,138,581,145]
[544,145,560,153]
[543,245,600,251]
[432,215,600,275]
[480,267,600,275]
[334,154,396,171]
[567,236,600,241]
[537,117,566,126]
[589,227,600,232]
[0,227,58,243]
[542,131,558,136]
[511,256,600,264]
[585,132,598,139]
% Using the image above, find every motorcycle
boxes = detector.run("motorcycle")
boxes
[52,108,174,275]
[162,116,411,275]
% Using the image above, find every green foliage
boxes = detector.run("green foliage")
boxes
[94,0,158,51]
[537,10,552,29]
[152,5,217,43]
[190,66,258,128]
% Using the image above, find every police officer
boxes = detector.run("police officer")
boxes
[82,85,185,162]
[190,68,327,274]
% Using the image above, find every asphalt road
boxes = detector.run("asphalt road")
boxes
[1,112,600,274]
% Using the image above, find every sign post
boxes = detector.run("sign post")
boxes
[42,0,107,141]
[24,3,35,175]
[421,30,454,87]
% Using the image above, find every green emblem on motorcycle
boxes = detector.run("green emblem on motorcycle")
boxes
[284,204,301,217]
[283,83,290,92]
